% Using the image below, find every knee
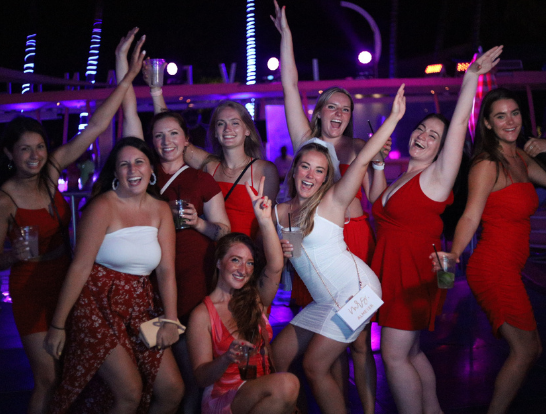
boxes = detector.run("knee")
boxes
[114,378,143,410]
[155,376,185,409]
[33,368,58,392]
[271,373,299,405]
[302,354,327,382]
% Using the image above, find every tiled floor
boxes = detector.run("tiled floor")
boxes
[1,255,545,413]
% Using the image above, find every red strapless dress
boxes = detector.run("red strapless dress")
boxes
[466,182,538,337]
[372,173,452,331]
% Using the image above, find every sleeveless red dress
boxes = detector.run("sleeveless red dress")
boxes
[290,163,376,308]
[5,190,71,336]
[372,173,452,331]
[466,178,538,338]
[212,161,258,239]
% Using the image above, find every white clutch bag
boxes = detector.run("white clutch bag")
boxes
[139,316,186,348]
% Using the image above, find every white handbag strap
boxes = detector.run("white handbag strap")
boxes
[160,165,190,195]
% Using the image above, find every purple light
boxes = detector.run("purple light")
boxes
[267,57,279,71]
[389,150,401,160]
[358,51,373,65]
[167,62,178,76]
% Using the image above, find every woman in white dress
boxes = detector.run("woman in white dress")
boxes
[271,85,406,414]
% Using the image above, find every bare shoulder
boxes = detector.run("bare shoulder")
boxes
[82,192,115,220]
[202,159,220,175]
[188,301,210,329]
[255,159,278,175]
[470,158,497,176]
[352,137,366,151]
[0,190,16,220]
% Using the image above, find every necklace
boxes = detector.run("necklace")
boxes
[220,157,251,178]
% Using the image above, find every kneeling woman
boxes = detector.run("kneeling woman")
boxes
[272,86,405,414]
[45,138,183,414]
[187,178,299,414]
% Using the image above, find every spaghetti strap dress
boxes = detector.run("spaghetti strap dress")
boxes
[290,163,376,308]
[371,173,453,331]
[279,206,382,342]
[2,190,71,336]
[213,160,258,239]
[465,162,538,338]
[201,296,272,414]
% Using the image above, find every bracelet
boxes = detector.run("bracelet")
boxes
[160,318,183,328]
[372,162,385,170]
[150,88,163,97]
[50,324,65,330]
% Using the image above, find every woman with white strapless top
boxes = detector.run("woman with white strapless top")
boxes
[44,138,184,414]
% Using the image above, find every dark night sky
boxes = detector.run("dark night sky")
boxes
[1,0,546,87]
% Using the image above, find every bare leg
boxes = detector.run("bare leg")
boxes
[21,332,60,414]
[96,344,143,414]
[271,324,314,372]
[150,348,184,414]
[303,334,350,414]
[350,325,377,414]
[231,372,299,414]
[381,327,442,414]
[487,323,542,414]
[330,350,349,409]
[171,335,199,413]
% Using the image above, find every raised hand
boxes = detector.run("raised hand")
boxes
[469,45,503,76]
[270,0,288,34]
[125,33,147,81]
[142,57,153,87]
[390,83,406,122]
[246,176,272,222]
[115,27,139,61]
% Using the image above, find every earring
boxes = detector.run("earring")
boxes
[150,172,157,186]
[7,160,14,170]
[112,178,119,191]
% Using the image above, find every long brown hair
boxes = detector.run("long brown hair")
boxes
[472,88,524,182]
[286,142,335,236]
[214,233,264,344]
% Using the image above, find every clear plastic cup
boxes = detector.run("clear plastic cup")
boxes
[281,228,303,258]
[20,226,39,259]
[149,59,167,87]
[169,199,190,230]
[238,347,257,380]
[437,256,456,289]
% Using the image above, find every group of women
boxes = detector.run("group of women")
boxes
[1,2,545,414]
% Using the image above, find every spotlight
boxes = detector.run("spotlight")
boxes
[267,57,279,71]
[358,51,373,65]
[457,62,471,72]
[167,62,178,76]
[425,64,444,76]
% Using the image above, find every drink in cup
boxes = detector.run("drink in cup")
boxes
[149,59,167,87]
[169,200,190,230]
[19,226,39,259]
[238,347,257,380]
[437,256,455,289]
[281,228,303,258]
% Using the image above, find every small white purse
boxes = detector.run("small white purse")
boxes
[139,316,186,348]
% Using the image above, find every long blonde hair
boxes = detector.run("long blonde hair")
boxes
[286,142,335,236]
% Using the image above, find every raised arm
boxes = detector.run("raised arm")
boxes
[44,197,111,359]
[331,85,405,209]
[115,27,144,139]
[50,35,147,172]
[142,58,169,114]
[246,177,283,308]
[423,46,503,199]
[272,0,313,149]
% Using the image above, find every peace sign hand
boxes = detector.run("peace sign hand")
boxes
[246,176,272,223]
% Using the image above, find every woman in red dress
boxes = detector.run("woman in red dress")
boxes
[435,88,546,413]
[0,34,146,414]
[272,3,390,411]
[371,48,503,414]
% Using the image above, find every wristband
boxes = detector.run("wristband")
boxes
[50,324,65,330]
[150,88,163,97]
[372,162,385,170]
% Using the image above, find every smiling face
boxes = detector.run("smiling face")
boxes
[318,92,352,139]
[215,107,251,150]
[293,149,329,200]
[152,116,189,163]
[6,132,48,178]
[217,242,255,291]
[408,117,446,162]
[484,99,521,145]
[114,145,153,194]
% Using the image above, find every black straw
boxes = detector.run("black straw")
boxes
[432,244,442,269]
[288,213,292,231]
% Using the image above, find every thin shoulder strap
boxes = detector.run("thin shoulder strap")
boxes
[0,189,18,208]
[212,162,221,177]
[250,159,254,187]
[517,151,529,170]
[501,163,514,184]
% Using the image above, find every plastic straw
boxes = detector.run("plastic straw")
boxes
[367,120,374,134]
[432,244,442,269]
[288,213,292,231]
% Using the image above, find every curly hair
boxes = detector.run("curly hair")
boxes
[286,142,335,237]
[213,232,265,344]
[310,87,355,139]
[472,88,524,182]
[207,101,264,162]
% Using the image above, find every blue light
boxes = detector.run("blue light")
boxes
[21,34,36,94]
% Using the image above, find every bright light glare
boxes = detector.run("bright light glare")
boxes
[167,62,178,76]
[425,64,443,74]
[267,57,279,71]
[358,51,372,65]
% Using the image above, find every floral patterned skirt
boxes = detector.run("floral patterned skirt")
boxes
[49,263,163,414]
